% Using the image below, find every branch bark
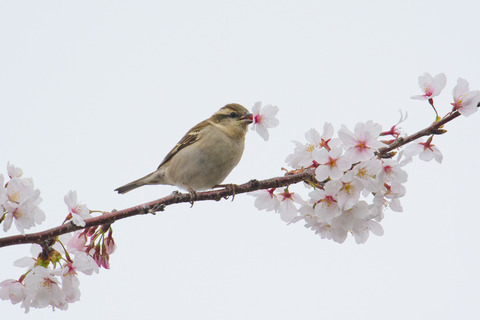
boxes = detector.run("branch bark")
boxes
[378,110,461,155]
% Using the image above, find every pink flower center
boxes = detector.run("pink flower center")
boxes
[326,157,337,168]
[420,140,434,151]
[279,191,293,201]
[254,114,263,124]
[42,277,56,288]
[423,85,434,97]
[452,97,464,110]
[356,141,367,151]
[341,182,354,194]
[322,195,336,205]
[383,165,392,175]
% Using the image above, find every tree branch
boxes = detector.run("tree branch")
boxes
[0,169,316,248]
[378,110,461,155]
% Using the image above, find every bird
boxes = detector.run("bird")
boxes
[114,103,253,194]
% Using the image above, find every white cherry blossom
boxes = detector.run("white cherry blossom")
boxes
[0,279,27,307]
[3,175,45,234]
[250,101,279,141]
[338,121,385,162]
[285,123,341,169]
[411,72,447,100]
[64,190,90,227]
[403,137,443,163]
[23,266,67,311]
[249,189,280,212]
[451,77,480,117]
[313,147,352,181]
[277,190,304,222]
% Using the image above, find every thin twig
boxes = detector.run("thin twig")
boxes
[378,110,461,155]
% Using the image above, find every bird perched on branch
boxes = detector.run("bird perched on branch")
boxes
[115,103,253,194]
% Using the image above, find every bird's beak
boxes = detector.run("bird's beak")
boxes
[240,113,253,124]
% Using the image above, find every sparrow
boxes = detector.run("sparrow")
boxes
[115,103,253,194]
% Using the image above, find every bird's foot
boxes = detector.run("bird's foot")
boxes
[214,183,239,201]
[187,186,198,207]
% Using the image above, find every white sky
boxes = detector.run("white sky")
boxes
[1,1,480,319]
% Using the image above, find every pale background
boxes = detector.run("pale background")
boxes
[1,1,479,319]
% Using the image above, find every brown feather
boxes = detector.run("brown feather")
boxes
[156,119,207,169]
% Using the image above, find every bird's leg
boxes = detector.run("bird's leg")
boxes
[187,186,197,207]
[214,183,239,201]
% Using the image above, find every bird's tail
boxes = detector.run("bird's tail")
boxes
[114,172,157,194]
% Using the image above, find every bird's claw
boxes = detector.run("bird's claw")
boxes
[214,183,239,201]
[187,187,198,207]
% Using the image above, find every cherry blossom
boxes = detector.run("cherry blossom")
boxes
[411,72,447,100]
[2,171,45,234]
[310,180,343,223]
[350,158,383,195]
[0,279,27,307]
[64,190,90,227]
[451,77,480,117]
[23,266,67,311]
[65,251,99,276]
[250,101,280,141]
[66,231,88,252]
[285,123,341,169]
[250,187,304,223]
[59,252,98,303]
[338,121,385,162]
[376,159,408,186]
[403,137,443,163]
[312,147,352,181]
[1,235,102,312]
[301,213,349,243]
[249,188,280,212]
[374,183,405,213]
[7,162,24,179]
[285,129,321,169]
[350,214,384,244]
[61,273,80,303]
[277,189,304,222]
[273,120,411,244]
[336,173,363,210]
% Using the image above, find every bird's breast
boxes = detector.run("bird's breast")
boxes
[165,130,245,190]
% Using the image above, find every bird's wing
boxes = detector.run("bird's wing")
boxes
[157,120,209,169]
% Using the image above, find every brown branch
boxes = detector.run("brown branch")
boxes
[378,110,462,156]
[0,169,316,248]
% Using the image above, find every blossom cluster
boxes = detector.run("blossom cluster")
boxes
[0,164,115,312]
[0,163,45,234]
[250,72,479,243]
[251,121,402,243]
[0,164,91,233]
[0,227,115,312]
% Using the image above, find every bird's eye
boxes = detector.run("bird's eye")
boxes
[229,112,237,118]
